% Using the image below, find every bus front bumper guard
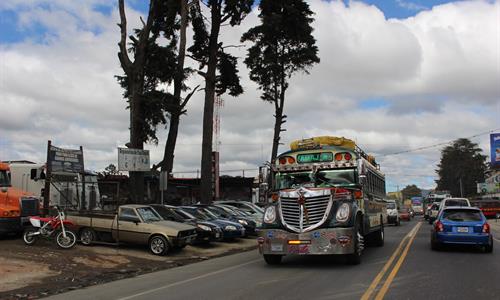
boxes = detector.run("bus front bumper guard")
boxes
[257,227,355,255]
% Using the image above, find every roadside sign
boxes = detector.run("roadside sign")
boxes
[159,171,168,191]
[118,148,150,171]
[48,145,84,174]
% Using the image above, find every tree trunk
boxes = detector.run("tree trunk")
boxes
[271,107,283,164]
[199,5,221,204]
[161,0,188,177]
[129,81,145,203]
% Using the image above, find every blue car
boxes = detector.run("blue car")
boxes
[431,206,493,252]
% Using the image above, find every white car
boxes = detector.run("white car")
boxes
[438,198,470,211]
[386,200,400,226]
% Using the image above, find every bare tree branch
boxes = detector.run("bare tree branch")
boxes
[180,85,201,109]
[117,0,132,71]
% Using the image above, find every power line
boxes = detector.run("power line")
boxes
[378,127,500,157]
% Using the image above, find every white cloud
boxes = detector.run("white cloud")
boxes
[1,0,499,192]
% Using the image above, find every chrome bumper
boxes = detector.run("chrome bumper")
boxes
[258,227,356,255]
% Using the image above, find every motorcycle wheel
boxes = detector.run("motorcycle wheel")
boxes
[56,230,77,249]
[23,227,37,245]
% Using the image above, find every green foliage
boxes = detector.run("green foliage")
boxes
[188,0,253,96]
[436,138,487,197]
[116,0,192,144]
[241,0,319,103]
[401,184,421,199]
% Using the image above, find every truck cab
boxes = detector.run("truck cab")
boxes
[0,162,40,234]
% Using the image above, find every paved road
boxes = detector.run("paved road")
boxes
[47,218,500,300]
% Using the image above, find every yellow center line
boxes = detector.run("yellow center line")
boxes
[360,222,420,300]
[374,222,422,300]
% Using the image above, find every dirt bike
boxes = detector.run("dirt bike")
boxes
[23,206,77,249]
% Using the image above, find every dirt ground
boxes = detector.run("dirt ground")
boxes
[0,234,257,300]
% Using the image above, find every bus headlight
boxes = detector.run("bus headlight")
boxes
[336,203,350,223]
[264,206,276,224]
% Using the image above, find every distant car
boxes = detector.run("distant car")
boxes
[386,200,400,226]
[194,204,257,236]
[214,200,264,216]
[180,206,245,240]
[438,198,471,212]
[150,204,223,244]
[428,202,441,224]
[430,206,493,252]
[399,208,411,221]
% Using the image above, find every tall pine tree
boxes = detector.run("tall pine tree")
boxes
[241,0,319,164]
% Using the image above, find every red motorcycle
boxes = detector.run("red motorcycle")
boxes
[23,206,77,249]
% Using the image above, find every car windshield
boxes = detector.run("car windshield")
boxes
[275,169,356,190]
[183,207,212,221]
[201,208,221,219]
[442,210,482,222]
[399,208,408,213]
[176,208,195,220]
[0,170,11,187]
[153,206,184,222]
[136,207,162,223]
[387,203,396,209]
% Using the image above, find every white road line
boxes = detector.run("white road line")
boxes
[117,258,262,300]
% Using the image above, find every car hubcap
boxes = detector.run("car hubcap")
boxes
[152,239,164,254]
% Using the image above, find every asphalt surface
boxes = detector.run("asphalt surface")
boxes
[46,217,500,300]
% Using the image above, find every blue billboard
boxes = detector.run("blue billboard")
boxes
[492,133,500,168]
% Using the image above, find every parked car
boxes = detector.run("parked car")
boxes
[180,206,245,240]
[68,205,197,255]
[428,202,441,224]
[438,198,471,211]
[430,206,493,252]
[150,204,223,244]
[214,200,264,216]
[194,204,257,236]
[386,200,400,226]
[399,208,411,221]
[215,204,262,229]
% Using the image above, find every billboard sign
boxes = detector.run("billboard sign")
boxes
[118,148,150,171]
[491,133,500,168]
[48,145,84,174]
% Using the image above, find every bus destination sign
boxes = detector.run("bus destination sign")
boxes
[297,152,333,164]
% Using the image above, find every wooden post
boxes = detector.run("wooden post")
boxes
[43,140,52,216]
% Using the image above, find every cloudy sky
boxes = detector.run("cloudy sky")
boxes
[0,0,499,192]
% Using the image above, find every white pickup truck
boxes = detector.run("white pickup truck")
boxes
[67,205,197,255]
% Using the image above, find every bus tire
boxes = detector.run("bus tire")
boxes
[372,219,384,247]
[347,220,363,265]
[263,254,282,265]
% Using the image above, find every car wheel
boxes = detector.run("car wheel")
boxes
[263,254,282,265]
[149,235,169,256]
[431,236,441,251]
[485,238,493,253]
[347,220,364,265]
[79,228,96,246]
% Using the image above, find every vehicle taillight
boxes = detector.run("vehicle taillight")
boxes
[287,156,295,164]
[483,223,490,233]
[344,153,352,161]
[435,221,444,232]
[279,157,287,165]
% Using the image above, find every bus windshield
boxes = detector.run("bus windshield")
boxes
[276,169,356,190]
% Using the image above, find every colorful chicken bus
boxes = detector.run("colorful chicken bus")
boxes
[257,136,386,265]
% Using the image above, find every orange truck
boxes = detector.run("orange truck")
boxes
[0,162,40,234]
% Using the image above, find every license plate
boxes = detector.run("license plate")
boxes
[215,233,220,238]
[271,244,283,252]
[457,227,469,233]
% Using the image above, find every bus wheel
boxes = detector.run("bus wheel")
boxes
[372,219,384,247]
[263,254,282,265]
[347,221,363,265]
